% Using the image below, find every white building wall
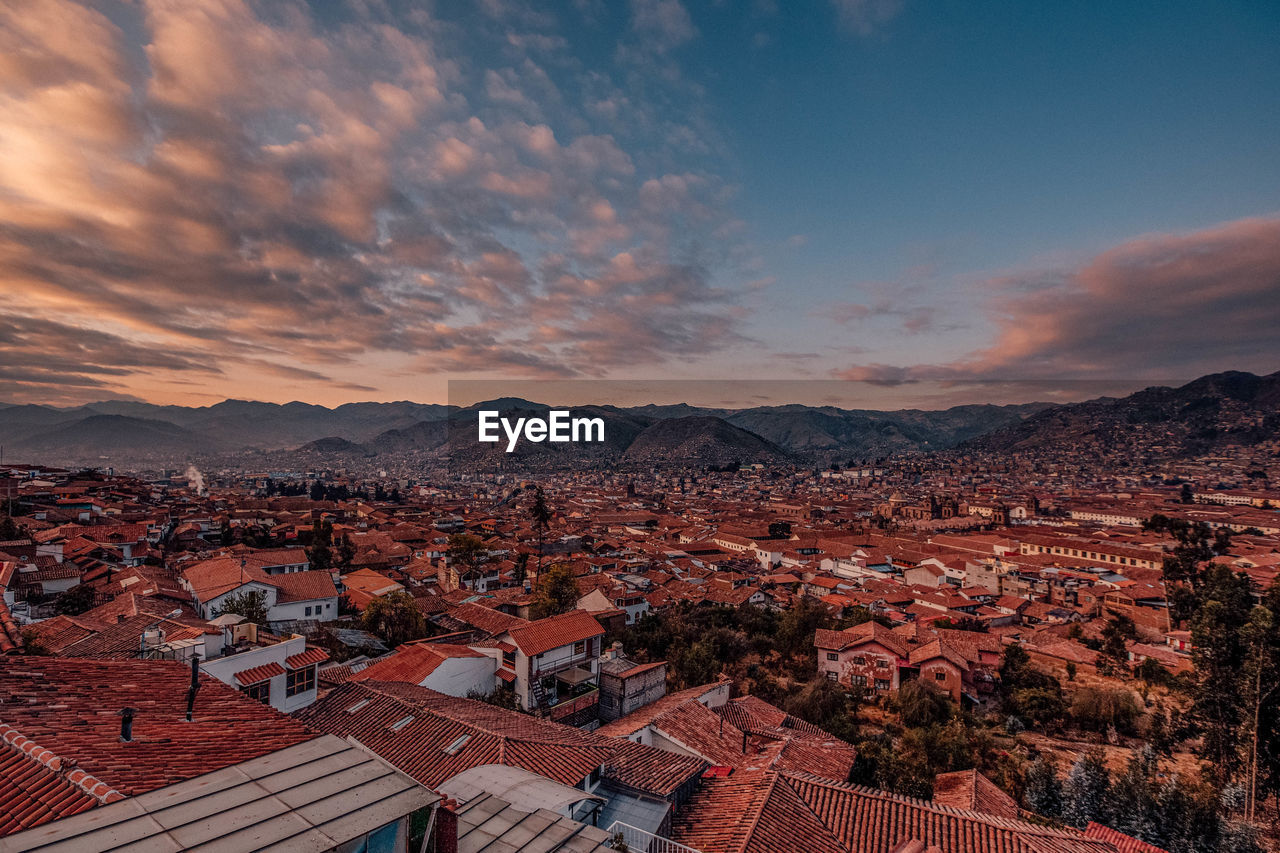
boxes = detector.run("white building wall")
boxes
[200,634,318,713]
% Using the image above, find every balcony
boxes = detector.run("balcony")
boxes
[546,684,599,722]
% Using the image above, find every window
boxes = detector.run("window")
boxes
[304,606,312,617]
[875,658,889,669]
[853,656,867,666]
[502,650,515,667]
[826,671,838,681]
[574,640,586,655]
[875,678,891,691]
[826,652,839,661]
[934,670,947,682]
[242,681,270,704]
[286,665,316,697]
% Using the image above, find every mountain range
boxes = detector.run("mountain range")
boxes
[2,370,1276,470]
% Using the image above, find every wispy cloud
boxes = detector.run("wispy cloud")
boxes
[0,0,747,404]
[836,215,1280,384]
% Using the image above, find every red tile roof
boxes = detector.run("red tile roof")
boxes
[505,609,604,657]
[1083,823,1169,853]
[233,662,285,685]
[674,770,1121,853]
[272,570,338,603]
[296,680,615,789]
[931,769,1019,819]
[0,658,316,837]
[285,647,330,668]
[349,643,485,685]
[0,728,105,837]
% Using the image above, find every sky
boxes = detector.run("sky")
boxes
[1,0,1278,409]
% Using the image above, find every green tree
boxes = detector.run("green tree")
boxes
[1097,614,1133,677]
[528,486,552,574]
[447,533,489,589]
[777,596,831,661]
[531,563,579,619]
[1071,687,1141,735]
[54,584,97,616]
[1023,755,1063,818]
[213,588,270,624]
[1189,566,1256,786]
[768,521,792,538]
[0,516,18,540]
[896,680,952,728]
[335,533,357,569]
[1062,747,1110,829]
[1109,746,1161,843]
[307,519,334,572]
[783,678,859,743]
[361,591,427,647]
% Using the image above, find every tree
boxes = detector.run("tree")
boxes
[1011,687,1069,732]
[0,515,24,540]
[1239,604,1278,821]
[513,552,529,587]
[1071,687,1140,735]
[307,519,334,572]
[1109,746,1160,843]
[54,584,97,616]
[213,589,270,624]
[768,521,792,539]
[1023,755,1063,818]
[777,596,831,660]
[1062,747,1110,829]
[1189,566,1257,786]
[1097,614,1133,676]
[362,591,427,647]
[784,678,859,743]
[447,533,488,589]
[336,533,357,569]
[528,486,552,575]
[896,680,952,728]
[309,480,325,501]
[531,563,579,619]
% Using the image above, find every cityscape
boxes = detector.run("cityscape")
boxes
[3,2,1280,853]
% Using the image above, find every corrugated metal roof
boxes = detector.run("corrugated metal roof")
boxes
[454,793,615,853]
[0,735,438,852]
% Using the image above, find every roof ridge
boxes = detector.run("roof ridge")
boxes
[0,722,126,805]
[780,770,1095,839]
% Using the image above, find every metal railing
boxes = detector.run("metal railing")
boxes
[605,822,701,853]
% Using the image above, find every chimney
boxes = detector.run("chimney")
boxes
[119,707,135,742]
[435,798,459,853]
[116,614,126,624]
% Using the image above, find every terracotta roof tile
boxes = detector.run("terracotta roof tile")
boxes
[505,610,604,657]
[232,661,285,685]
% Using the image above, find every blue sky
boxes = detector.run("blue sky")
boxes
[2,0,1278,406]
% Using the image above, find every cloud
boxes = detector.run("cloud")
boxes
[0,0,748,404]
[835,216,1280,383]
[830,0,904,36]
[629,0,697,52]
[826,300,937,334]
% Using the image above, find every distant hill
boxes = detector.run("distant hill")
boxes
[15,373,1275,470]
[961,370,1280,458]
[623,416,792,466]
[12,415,215,459]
